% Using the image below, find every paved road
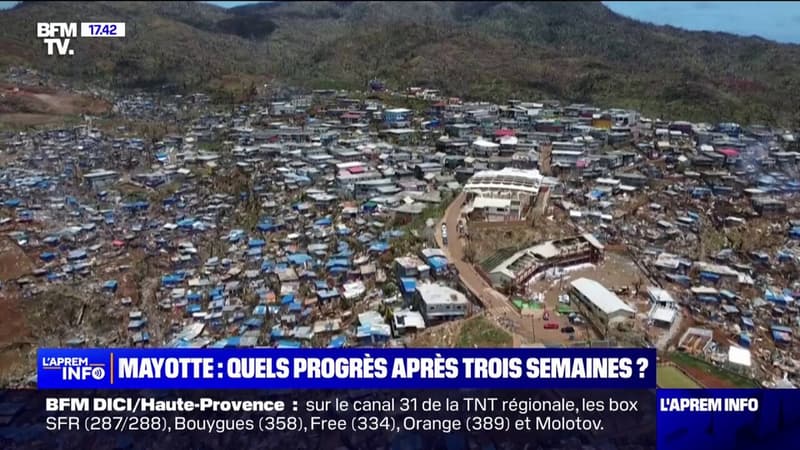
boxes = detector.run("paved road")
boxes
[435,192,533,342]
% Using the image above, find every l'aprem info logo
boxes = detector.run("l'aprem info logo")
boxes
[41,356,108,381]
[37,22,126,56]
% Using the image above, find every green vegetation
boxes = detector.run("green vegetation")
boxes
[669,352,760,388]
[3,2,800,125]
[456,316,513,348]
[657,365,701,389]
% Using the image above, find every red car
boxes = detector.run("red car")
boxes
[543,311,550,321]
[544,322,559,330]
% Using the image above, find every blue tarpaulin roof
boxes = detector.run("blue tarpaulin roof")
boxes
[326,258,351,268]
[287,253,313,265]
[248,239,266,248]
[427,256,449,270]
[277,340,301,348]
[318,289,339,299]
[315,217,333,226]
[281,293,295,304]
[400,278,416,293]
[257,222,277,232]
[103,280,118,290]
[67,249,87,260]
[699,271,720,281]
[40,252,57,261]
[328,335,346,348]
[369,241,390,252]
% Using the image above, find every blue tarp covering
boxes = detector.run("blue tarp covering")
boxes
[318,290,339,300]
[176,218,195,228]
[3,198,21,208]
[277,340,301,349]
[665,274,692,286]
[248,239,266,248]
[328,335,346,348]
[326,258,351,268]
[103,280,118,291]
[281,293,295,304]
[427,256,449,271]
[772,330,792,343]
[699,272,720,281]
[400,278,416,294]
[369,241,390,252]
[287,253,313,265]
[244,318,263,328]
[739,334,751,348]
[765,289,793,304]
[589,190,605,200]
[40,252,57,262]
[315,217,333,226]
[67,249,87,260]
[161,274,183,286]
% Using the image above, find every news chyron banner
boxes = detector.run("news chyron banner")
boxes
[1,348,795,450]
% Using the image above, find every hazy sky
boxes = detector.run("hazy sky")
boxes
[1,1,799,44]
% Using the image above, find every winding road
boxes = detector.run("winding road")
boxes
[435,192,533,343]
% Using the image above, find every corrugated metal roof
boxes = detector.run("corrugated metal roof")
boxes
[570,278,635,315]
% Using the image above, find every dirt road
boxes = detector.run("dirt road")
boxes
[435,193,534,342]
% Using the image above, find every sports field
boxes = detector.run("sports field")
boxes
[657,365,702,388]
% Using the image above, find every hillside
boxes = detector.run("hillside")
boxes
[1,1,799,125]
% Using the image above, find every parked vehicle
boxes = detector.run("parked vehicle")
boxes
[544,322,559,330]
[561,326,575,333]
[543,311,550,321]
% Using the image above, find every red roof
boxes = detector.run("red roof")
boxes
[112,240,125,247]
[495,128,515,137]
[347,166,365,174]
[718,148,739,157]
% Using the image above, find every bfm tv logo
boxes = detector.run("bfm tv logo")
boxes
[37,22,76,56]
[42,357,107,381]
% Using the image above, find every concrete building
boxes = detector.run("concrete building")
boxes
[84,169,119,191]
[464,167,544,200]
[414,283,470,323]
[568,278,635,337]
[486,234,605,287]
